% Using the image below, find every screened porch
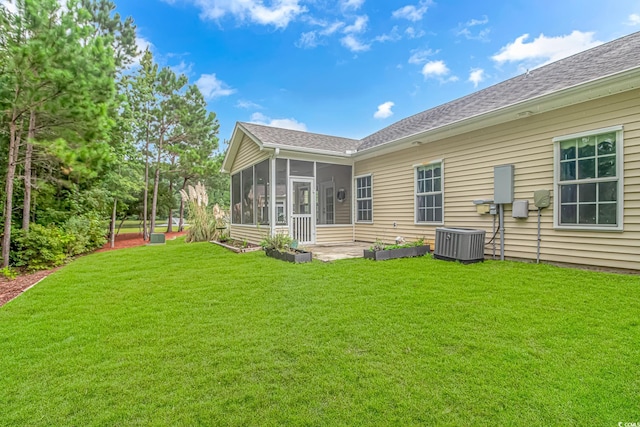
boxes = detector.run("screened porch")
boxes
[230,158,354,245]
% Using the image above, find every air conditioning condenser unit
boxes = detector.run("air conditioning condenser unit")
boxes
[434,227,486,263]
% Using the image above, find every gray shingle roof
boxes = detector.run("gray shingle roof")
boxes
[358,31,640,151]
[240,122,360,154]
[237,31,640,155]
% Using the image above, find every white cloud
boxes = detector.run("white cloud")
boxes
[421,60,449,77]
[250,112,307,131]
[195,73,236,100]
[626,13,640,25]
[465,16,489,27]
[340,0,364,11]
[0,0,17,14]
[295,20,345,49]
[171,61,193,76]
[344,15,368,34]
[408,48,436,64]
[340,35,370,52]
[373,26,401,43]
[321,21,345,35]
[296,31,321,48]
[492,31,603,66]
[405,27,425,39]
[456,15,490,41]
[421,60,458,82]
[236,99,262,109]
[181,0,306,29]
[468,68,485,87]
[373,101,394,119]
[392,1,429,22]
[458,27,490,42]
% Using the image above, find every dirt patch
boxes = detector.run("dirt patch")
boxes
[0,231,186,307]
[96,231,186,252]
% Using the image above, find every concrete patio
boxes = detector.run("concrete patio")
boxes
[303,242,371,262]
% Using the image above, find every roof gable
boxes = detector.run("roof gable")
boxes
[240,122,360,154]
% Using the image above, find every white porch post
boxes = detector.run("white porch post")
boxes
[270,156,276,236]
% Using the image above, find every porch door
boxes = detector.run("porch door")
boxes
[290,178,315,244]
[319,182,335,225]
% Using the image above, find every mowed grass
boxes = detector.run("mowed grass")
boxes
[0,240,639,426]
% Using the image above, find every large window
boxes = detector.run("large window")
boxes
[355,174,372,222]
[554,126,623,230]
[415,162,443,224]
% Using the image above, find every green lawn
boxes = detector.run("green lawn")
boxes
[1,240,639,425]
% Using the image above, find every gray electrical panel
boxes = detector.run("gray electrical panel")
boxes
[494,165,514,204]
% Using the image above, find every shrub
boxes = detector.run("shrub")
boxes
[10,224,72,271]
[260,232,294,252]
[1,266,17,280]
[63,215,107,256]
[180,182,227,243]
[63,216,107,256]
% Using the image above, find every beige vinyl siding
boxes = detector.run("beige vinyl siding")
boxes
[354,89,640,271]
[335,201,351,225]
[316,225,353,244]
[230,134,270,174]
[230,224,268,245]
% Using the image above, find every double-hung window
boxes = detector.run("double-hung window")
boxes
[415,161,443,224]
[355,174,372,222]
[554,126,623,230]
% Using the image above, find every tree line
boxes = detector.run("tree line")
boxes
[0,0,228,270]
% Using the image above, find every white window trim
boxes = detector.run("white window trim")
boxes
[553,125,624,231]
[354,173,373,224]
[414,159,445,226]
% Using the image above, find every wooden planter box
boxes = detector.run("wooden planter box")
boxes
[211,239,261,254]
[363,245,430,261]
[265,248,312,263]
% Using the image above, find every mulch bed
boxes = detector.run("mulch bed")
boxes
[0,231,186,307]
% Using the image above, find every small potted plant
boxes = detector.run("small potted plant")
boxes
[363,237,430,261]
[260,232,312,263]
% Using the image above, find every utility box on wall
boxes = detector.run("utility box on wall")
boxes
[512,200,529,218]
[494,165,514,204]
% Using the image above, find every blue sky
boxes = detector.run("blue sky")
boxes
[115,0,640,146]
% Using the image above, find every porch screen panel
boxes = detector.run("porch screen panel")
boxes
[255,160,270,225]
[241,167,254,224]
[231,173,241,224]
[276,159,287,225]
[290,160,314,177]
[316,163,352,225]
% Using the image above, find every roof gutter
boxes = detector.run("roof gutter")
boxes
[262,142,353,158]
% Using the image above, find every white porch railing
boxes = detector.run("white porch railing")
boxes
[291,215,313,244]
